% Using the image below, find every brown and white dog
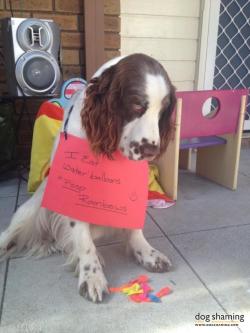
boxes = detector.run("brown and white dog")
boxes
[0,54,176,302]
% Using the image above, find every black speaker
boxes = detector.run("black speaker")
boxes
[1,17,62,97]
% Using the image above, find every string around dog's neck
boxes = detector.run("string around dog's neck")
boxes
[63,105,74,140]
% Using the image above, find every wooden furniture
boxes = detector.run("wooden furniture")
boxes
[156,89,248,200]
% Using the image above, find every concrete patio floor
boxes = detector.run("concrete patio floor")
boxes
[0,149,249,333]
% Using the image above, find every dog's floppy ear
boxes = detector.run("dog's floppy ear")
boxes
[81,65,122,158]
[158,84,176,154]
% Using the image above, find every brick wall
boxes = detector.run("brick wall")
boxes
[104,0,120,61]
[0,0,120,164]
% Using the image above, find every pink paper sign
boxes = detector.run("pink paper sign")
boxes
[42,133,149,229]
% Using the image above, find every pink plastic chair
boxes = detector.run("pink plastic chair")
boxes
[156,89,248,200]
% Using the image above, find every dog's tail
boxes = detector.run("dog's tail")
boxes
[0,180,57,260]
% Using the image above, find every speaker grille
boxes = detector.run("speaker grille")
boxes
[1,17,62,96]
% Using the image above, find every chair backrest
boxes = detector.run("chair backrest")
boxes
[176,89,248,139]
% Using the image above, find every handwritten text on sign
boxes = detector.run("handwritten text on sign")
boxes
[42,133,149,229]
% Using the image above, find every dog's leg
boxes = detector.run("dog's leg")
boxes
[70,221,109,302]
[0,180,47,260]
[127,229,171,272]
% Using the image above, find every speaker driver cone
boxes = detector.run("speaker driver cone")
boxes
[15,51,61,95]
[23,58,55,90]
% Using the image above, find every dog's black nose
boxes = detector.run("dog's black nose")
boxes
[140,143,160,158]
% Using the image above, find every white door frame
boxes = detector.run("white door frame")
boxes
[196,0,249,130]
[196,0,221,90]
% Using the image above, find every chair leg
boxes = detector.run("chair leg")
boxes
[179,149,192,170]
[196,95,246,190]
[155,98,182,200]
[156,139,179,200]
[196,137,237,189]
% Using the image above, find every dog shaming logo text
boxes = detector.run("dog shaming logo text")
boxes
[195,312,244,327]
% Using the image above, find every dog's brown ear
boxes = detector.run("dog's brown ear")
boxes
[81,66,123,158]
[159,84,176,154]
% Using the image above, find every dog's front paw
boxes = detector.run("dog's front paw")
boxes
[134,248,172,273]
[0,231,17,260]
[78,268,109,303]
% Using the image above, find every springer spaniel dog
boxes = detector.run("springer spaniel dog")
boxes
[0,54,176,303]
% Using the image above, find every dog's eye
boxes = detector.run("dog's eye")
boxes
[133,104,145,114]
